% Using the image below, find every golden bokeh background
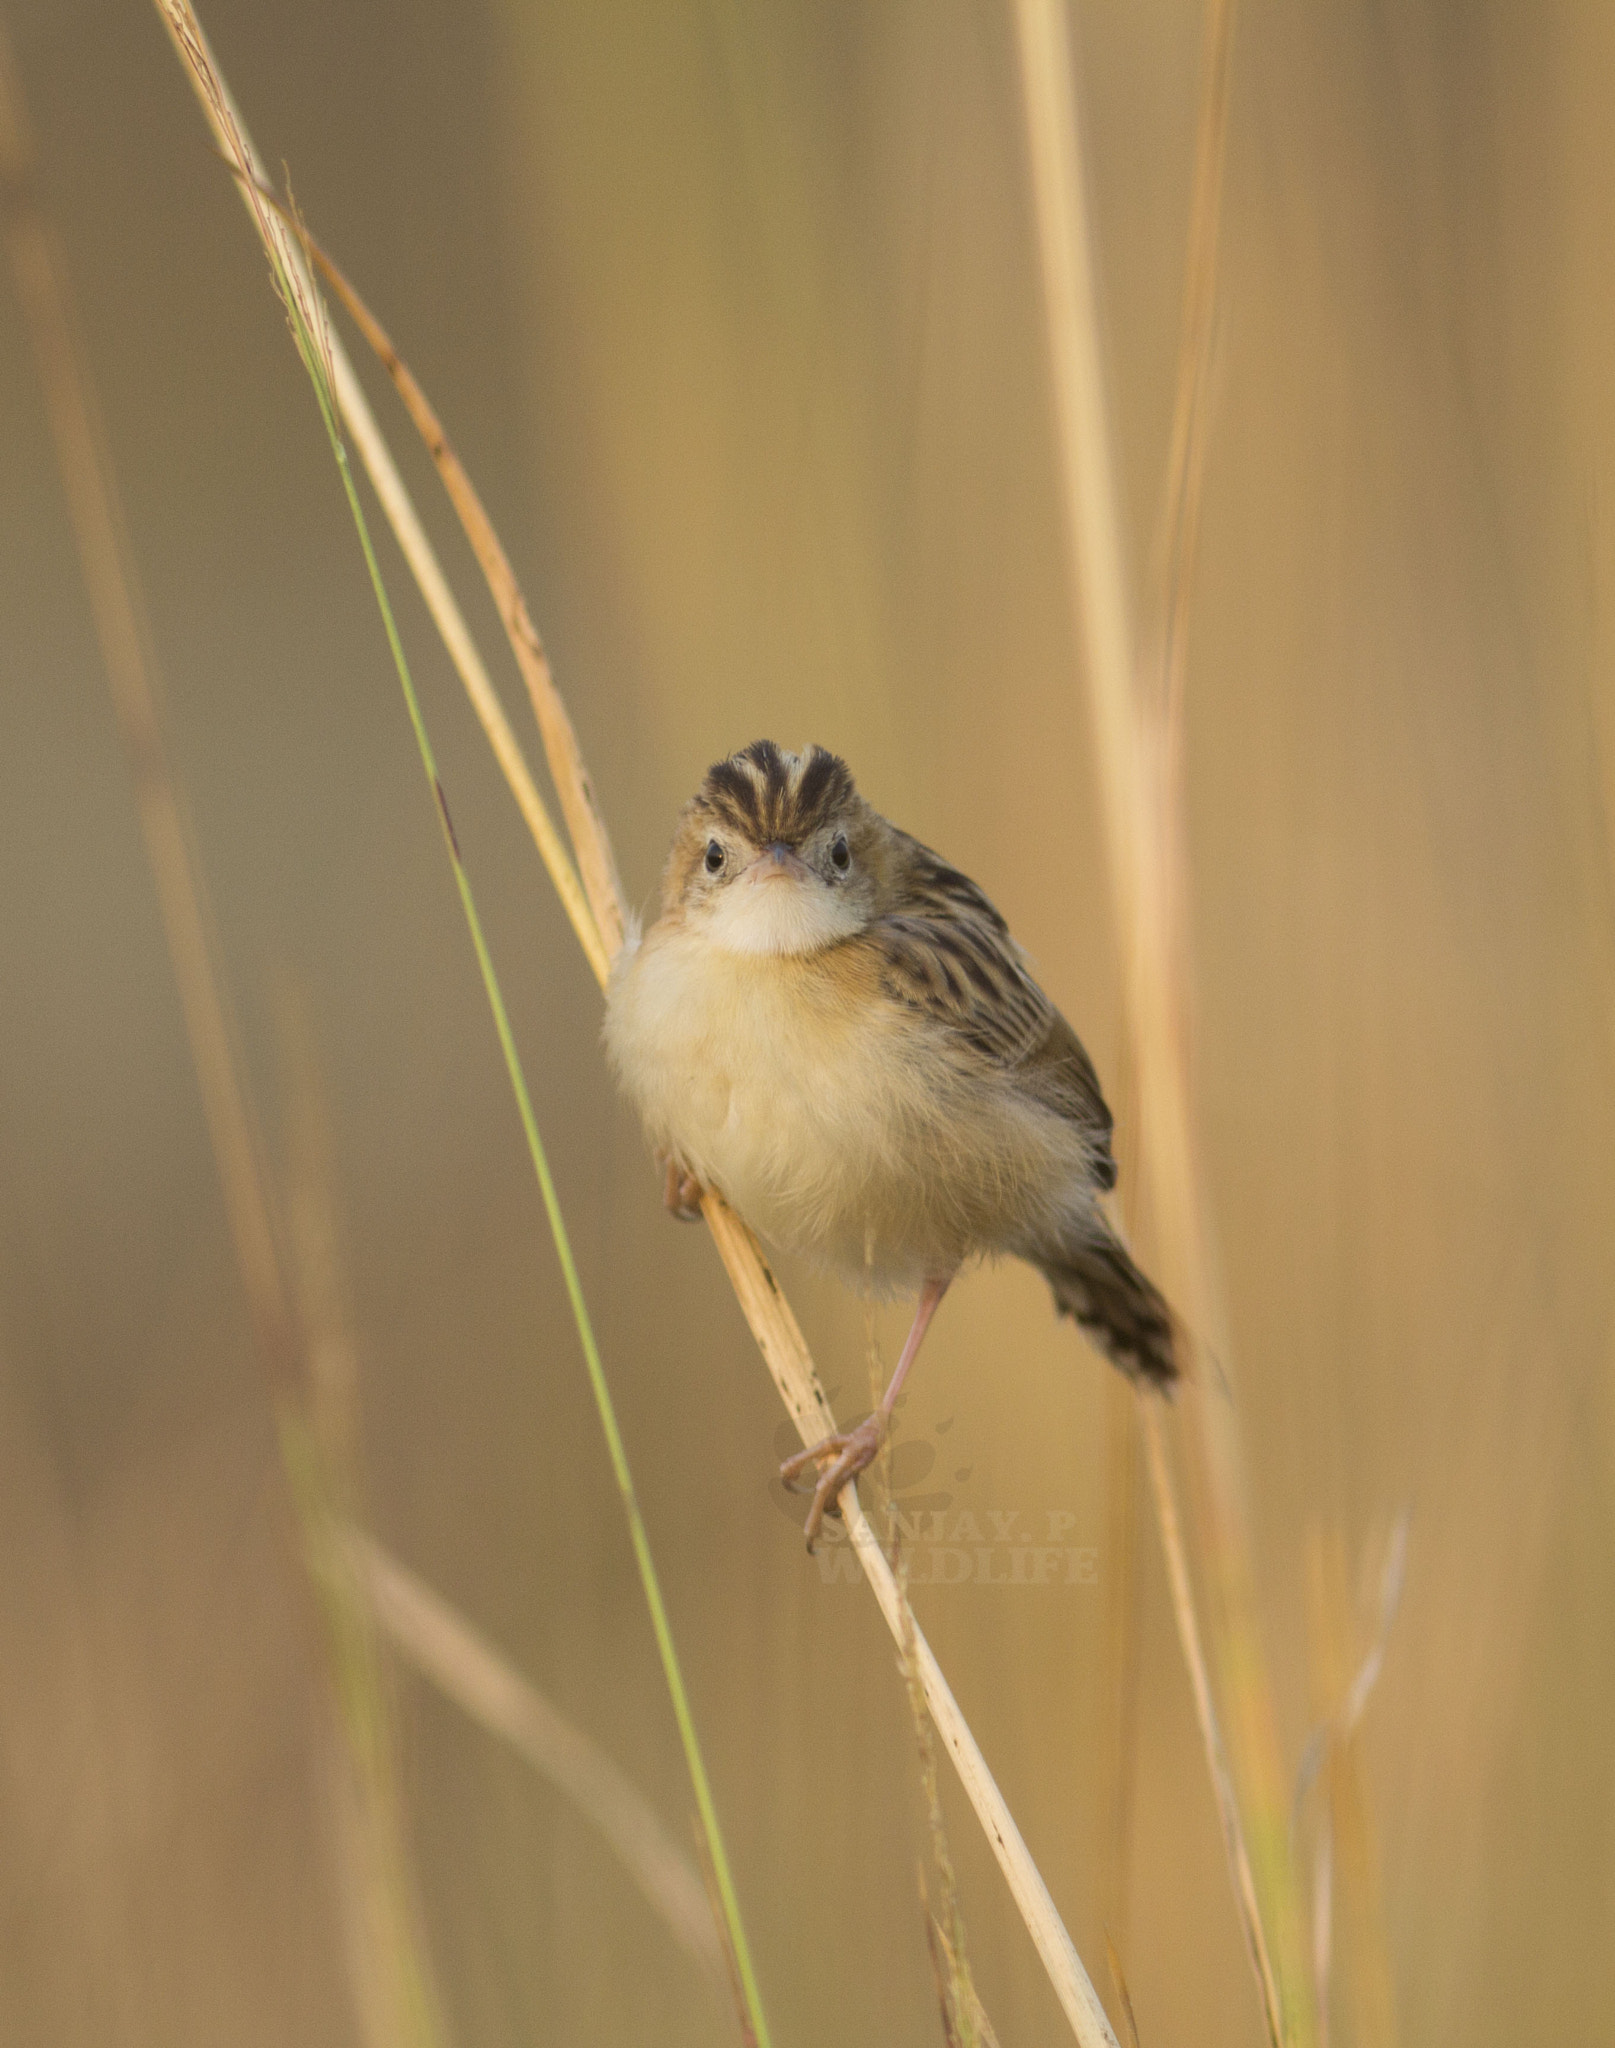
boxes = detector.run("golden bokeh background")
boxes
[1,3,1612,2043]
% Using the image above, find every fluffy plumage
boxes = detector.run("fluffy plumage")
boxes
[605,740,1175,1388]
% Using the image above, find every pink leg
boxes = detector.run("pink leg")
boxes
[780,1273,953,1551]
[880,1273,950,1417]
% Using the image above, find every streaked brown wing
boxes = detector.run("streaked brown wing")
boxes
[870,839,1117,1189]
[1017,1008,1117,1189]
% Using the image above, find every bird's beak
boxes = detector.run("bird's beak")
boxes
[748,842,812,883]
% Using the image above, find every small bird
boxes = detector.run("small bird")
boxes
[604,740,1176,1547]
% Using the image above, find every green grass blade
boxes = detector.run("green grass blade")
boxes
[269,214,771,2048]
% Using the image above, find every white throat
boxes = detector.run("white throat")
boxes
[705,875,862,956]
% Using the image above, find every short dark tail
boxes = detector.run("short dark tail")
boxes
[1036,1219,1178,1388]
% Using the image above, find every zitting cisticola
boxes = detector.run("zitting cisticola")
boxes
[604,741,1176,1548]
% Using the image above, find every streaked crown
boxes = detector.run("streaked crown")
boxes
[695,739,856,848]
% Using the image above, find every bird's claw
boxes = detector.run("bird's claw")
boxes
[780,1413,887,1552]
[659,1155,704,1222]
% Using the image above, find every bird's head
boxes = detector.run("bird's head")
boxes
[662,740,883,955]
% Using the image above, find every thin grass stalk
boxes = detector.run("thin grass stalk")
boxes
[279,1008,451,2048]
[342,237,1123,2048]
[0,20,296,1390]
[703,1201,1119,2047]
[348,1530,725,1989]
[1155,0,1236,751]
[923,1900,965,2048]
[233,192,628,960]
[1099,1341,1141,1953]
[1139,1402,1282,2040]
[1140,30,1314,2014]
[7,22,729,2014]
[0,31,451,2041]
[156,50,776,2030]
[279,1410,450,2048]
[357,251,1122,2048]
[1302,1525,1402,2048]
[1013,2,1311,2037]
[152,48,1132,2048]
[154,8,607,989]
[690,1825,762,2048]
[928,1908,1005,2048]
[1102,1930,1142,2048]
[1101,1005,1144,1958]
[1301,1529,1339,2048]
[894,1542,984,2048]
[314,418,775,2048]
[1310,1806,1335,2048]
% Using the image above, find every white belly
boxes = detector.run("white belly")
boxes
[604,925,1085,1294]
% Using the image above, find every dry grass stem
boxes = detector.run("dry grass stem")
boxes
[281,1425,448,2048]
[151,15,1128,2035]
[1014,1,1308,2035]
[894,1541,985,2048]
[0,35,452,2037]
[690,1825,761,2048]
[277,1011,447,2048]
[348,1531,726,1990]
[1102,1014,1145,1956]
[1099,1369,1140,1949]
[286,206,626,958]
[923,1900,964,2048]
[1139,1403,1281,2040]
[928,1905,1005,2048]
[153,3,608,987]
[6,21,730,2017]
[1155,0,1236,749]
[279,1004,733,1999]
[704,1201,1119,2043]
[0,19,296,1390]
[1011,0,1142,937]
[162,12,779,2036]
[1301,1524,1406,2048]
[1103,1928,1143,2048]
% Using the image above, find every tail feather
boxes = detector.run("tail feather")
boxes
[1036,1221,1178,1388]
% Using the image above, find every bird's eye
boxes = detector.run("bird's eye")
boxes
[704,839,726,875]
[830,834,851,874]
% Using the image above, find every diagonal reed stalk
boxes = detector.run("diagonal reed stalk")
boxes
[1014,0,1314,2042]
[151,15,773,2037]
[893,1542,989,2048]
[151,7,1127,2040]
[3,8,733,2023]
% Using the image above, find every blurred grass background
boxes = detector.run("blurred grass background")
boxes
[2,2,1613,2042]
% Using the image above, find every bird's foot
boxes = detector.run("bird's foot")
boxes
[658,1155,704,1222]
[780,1412,887,1552]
